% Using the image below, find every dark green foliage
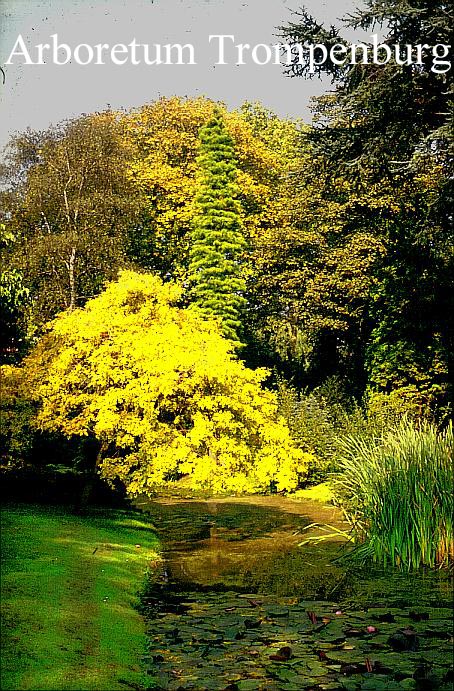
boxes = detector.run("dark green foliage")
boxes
[283,1,453,175]
[0,269,29,363]
[277,375,428,483]
[188,112,247,342]
[366,212,453,420]
[0,226,30,363]
[277,378,348,480]
[280,0,454,416]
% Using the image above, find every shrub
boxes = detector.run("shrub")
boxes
[363,386,427,433]
[277,377,431,484]
[23,271,310,495]
[276,379,339,481]
[336,421,453,569]
[0,365,35,468]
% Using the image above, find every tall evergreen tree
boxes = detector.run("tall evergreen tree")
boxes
[188,112,247,343]
[280,1,453,416]
[282,1,453,176]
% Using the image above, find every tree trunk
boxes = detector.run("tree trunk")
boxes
[73,441,107,514]
[69,247,76,311]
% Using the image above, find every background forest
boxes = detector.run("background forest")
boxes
[1,0,453,565]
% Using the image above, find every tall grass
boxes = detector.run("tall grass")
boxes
[336,421,453,570]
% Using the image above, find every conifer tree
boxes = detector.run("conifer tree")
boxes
[188,111,247,343]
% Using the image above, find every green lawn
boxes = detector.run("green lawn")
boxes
[0,503,160,691]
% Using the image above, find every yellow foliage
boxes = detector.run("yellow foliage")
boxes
[292,482,335,503]
[23,271,310,495]
[123,97,305,276]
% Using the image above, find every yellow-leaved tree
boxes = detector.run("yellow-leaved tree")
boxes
[124,97,305,280]
[22,271,311,495]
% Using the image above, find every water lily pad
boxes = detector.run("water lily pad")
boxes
[140,499,453,691]
[236,679,266,690]
[339,680,360,691]
[265,606,290,618]
[306,661,331,676]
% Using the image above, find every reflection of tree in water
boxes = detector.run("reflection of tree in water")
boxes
[140,497,347,597]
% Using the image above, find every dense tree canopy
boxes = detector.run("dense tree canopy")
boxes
[279,0,453,415]
[124,97,304,282]
[0,224,30,362]
[1,68,452,429]
[0,112,138,327]
[0,1,452,591]
[283,0,453,174]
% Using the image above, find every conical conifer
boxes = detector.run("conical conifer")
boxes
[188,112,247,343]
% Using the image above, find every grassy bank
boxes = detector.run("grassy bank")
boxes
[0,503,160,691]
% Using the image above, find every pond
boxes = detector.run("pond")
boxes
[135,495,453,691]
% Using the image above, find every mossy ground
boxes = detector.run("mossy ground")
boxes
[0,503,160,691]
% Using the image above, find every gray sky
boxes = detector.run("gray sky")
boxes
[0,0,362,151]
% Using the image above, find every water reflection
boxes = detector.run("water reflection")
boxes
[136,494,452,604]
[136,495,349,598]
[136,495,453,690]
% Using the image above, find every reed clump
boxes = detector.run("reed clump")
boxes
[337,421,453,569]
